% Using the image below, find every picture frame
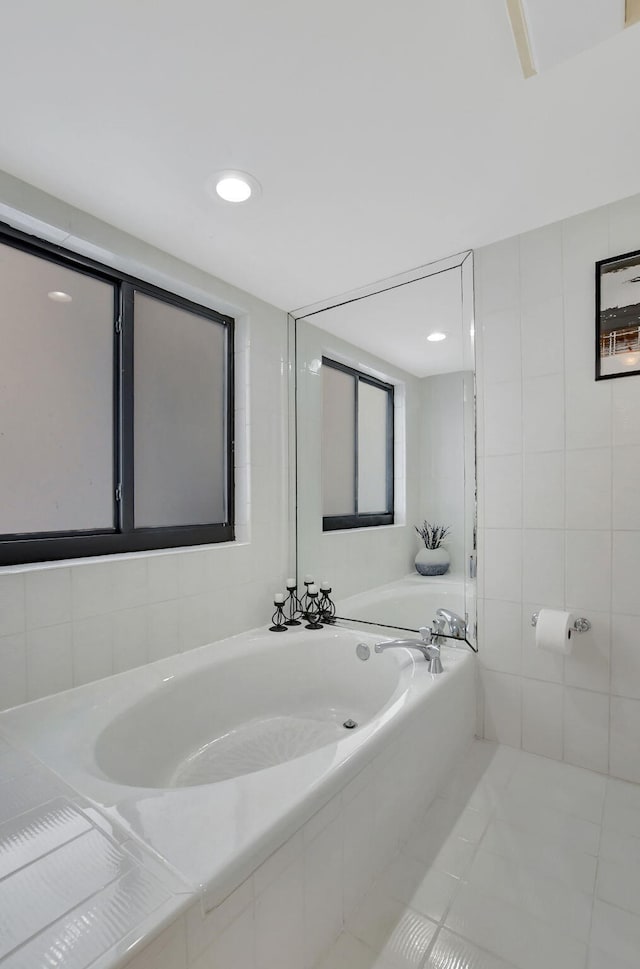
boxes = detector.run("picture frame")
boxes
[596,248,640,380]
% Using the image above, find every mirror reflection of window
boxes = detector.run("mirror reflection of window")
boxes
[357,381,389,514]
[321,357,393,530]
[321,363,356,517]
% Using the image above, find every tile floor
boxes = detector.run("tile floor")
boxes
[316,740,640,969]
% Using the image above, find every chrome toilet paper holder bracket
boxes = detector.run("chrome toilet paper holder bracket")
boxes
[530,612,591,633]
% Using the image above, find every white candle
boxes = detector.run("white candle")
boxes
[308,584,318,595]
[320,581,330,591]
[274,593,285,604]
[286,577,296,588]
[304,574,314,584]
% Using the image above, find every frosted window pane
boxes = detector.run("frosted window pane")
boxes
[0,242,114,534]
[322,365,355,516]
[134,293,227,528]
[358,382,388,513]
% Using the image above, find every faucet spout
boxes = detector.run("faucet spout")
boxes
[374,626,436,663]
[435,608,467,639]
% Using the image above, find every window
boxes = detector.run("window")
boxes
[321,357,393,530]
[0,224,234,565]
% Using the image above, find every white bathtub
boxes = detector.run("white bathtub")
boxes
[0,624,476,959]
[337,572,468,633]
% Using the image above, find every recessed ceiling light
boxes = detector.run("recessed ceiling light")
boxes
[48,291,72,302]
[217,177,251,202]
[205,170,261,204]
[427,332,446,342]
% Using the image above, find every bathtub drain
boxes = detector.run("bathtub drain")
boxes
[343,719,358,729]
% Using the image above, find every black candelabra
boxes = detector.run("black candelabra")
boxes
[318,581,336,624]
[304,585,323,630]
[269,594,288,632]
[300,575,315,621]
[284,577,302,626]
[268,577,337,631]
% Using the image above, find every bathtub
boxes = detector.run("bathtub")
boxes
[337,572,469,633]
[0,624,476,966]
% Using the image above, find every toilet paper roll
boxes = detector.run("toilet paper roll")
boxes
[535,609,575,655]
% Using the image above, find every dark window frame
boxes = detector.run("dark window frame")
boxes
[0,221,234,566]
[321,356,394,532]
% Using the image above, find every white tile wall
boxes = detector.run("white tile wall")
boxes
[484,456,522,529]
[521,296,563,378]
[476,190,640,780]
[522,375,564,453]
[522,679,563,760]
[563,687,610,774]
[523,451,564,529]
[483,530,522,603]
[484,382,522,456]
[0,179,290,713]
[522,530,564,606]
[481,671,522,747]
[480,600,522,676]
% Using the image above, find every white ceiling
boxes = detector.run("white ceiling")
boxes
[298,266,465,378]
[1,1,640,312]
[521,0,622,73]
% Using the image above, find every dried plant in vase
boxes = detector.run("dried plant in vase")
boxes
[414,521,451,576]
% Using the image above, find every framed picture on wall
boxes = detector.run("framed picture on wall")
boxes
[596,249,640,379]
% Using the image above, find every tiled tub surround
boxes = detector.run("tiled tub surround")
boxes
[475,189,640,780]
[318,740,640,969]
[0,627,476,968]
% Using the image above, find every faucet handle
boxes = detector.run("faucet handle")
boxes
[427,643,444,674]
[418,626,432,644]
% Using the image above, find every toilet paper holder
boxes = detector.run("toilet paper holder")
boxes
[530,612,591,633]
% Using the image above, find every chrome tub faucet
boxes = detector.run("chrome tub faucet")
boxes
[374,626,443,674]
[435,608,467,640]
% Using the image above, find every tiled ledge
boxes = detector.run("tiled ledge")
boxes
[0,734,191,969]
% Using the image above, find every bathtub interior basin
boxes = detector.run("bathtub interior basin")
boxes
[94,632,404,789]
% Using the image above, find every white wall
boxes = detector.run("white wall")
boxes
[0,172,290,712]
[476,190,640,781]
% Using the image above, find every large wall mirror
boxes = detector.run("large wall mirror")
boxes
[292,252,477,650]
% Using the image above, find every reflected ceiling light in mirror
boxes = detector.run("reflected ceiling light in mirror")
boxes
[206,169,261,204]
[47,291,72,302]
[427,332,446,342]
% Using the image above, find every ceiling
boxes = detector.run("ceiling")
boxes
[514,0,625,75]
[1,1,640,312]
